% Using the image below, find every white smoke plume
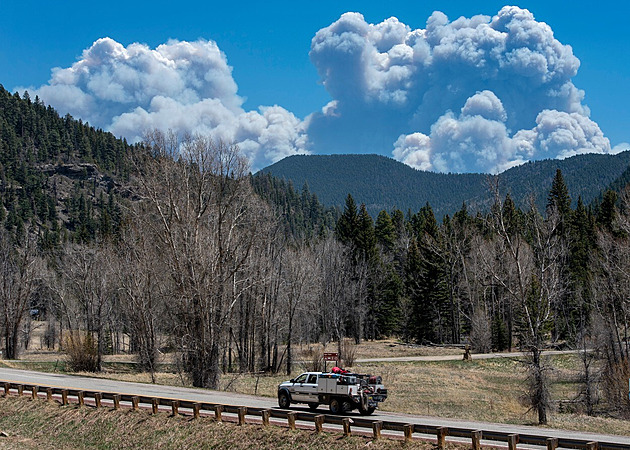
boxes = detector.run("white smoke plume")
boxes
[310,6,612,173]
[22,38,309,171]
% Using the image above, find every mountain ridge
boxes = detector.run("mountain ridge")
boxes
[259,152,630,217]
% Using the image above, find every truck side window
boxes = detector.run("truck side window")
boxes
[295,374,307,384]
[307,374,317,384]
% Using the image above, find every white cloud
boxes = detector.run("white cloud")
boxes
[21,37,309,171]
[309,6,610,173]
[611,142,630,155]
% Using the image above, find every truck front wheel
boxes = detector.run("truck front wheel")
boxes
[359,406,376,415]
[278,391,291,409]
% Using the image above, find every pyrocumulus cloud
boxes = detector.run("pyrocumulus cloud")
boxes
[22,38,309,171]
[309,6,612,173]
[23,6,618,173]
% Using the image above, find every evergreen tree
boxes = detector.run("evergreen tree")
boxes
[335,194,359,246]
[547,169,571,217]
[375,210,396,252]
[356,204,377,262]
[597,190,618,233]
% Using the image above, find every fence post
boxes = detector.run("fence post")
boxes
[31,386,38,400]
[372,421,382,440]
[77,391,85,406]
[403,424,414,442]
[237,406,247,425]
[471,430,482,450]
[314,415,325,433]
[214,405,223,422]
[546,437,558,450]
[342,417,351,436]
[287,411,296,430]
[586,442,598,450]
[94,393,102,408]
[171,400,179,416]
[261,409,270,426]
[46,388,53,402]
[508,434,519,450]
[437,427,448,449]
[193,403,200,419]
[113,394,120,410]
[61,390,69,406]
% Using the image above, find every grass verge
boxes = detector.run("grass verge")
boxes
[0,396,466,449]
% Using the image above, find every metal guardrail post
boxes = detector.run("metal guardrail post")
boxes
[61,390,69,405]
[77,391,84,406]
[237,406,247,425]
[31,386,38,400]
[171,400,179,415]
[46,388,53,402]
[372,421,382,440]
[472,430,482,450]
[508,434,519,450]
[17,384,23,396]
[403,424,414,442]
[586,442,598,450]
[131,396,139,411]
[287,411,297,430]
[214,405,223,422]
[547,437,558,449]
[3,383,9,396]
[94,393,102,408]
[193,403,200,419]
[152,398,159,414]
[113,394,120,410]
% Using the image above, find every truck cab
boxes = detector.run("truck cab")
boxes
[277,372,322,409]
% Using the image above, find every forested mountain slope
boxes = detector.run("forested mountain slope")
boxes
[0,86,334,245]
[260,152,630,217]
[0,85,134,246]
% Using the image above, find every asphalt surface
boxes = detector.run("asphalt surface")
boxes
[1,366,629,448]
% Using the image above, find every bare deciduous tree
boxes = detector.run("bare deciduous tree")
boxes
[134,130,258,389]
[0,231,46,359]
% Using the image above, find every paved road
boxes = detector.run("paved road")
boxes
[1,366,628,448]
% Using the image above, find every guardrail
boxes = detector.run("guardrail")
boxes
[1,381,625,449]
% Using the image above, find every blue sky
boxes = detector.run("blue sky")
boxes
[1,1,629,172]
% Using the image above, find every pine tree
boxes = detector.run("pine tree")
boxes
[547,169,571,217]
[335,194,359,246]
[375,210,396,253]
[356,204,376,262]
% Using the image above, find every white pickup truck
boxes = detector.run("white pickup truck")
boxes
[277,371,387,415]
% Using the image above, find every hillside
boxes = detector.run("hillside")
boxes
[0,85,134,246]
[259,152,630,217]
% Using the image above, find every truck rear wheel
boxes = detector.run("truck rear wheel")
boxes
[329,398,341,414]
[278,391,291,409]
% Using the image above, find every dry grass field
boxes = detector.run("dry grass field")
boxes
[5,327,630,438]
